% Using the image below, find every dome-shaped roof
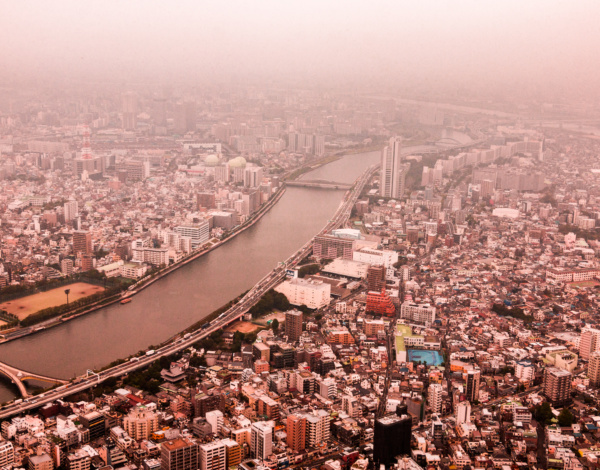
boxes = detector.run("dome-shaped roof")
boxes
[204,154,220,166]
[228,156,247,168]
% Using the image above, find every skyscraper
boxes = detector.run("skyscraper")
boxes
[373,415,412,467]
[285,309,303,342]
[380,136,410,199]
[466,369,480,403]
[122,92,138,130]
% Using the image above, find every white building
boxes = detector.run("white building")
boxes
[250,421,273,460]
[175,221,210,249]
[400,302,436,326]
[206,410,224,435]
[515,361,535,382]
[428,383,443,414]
[456,402,471,425]
[380,136,410,198]
[275,278,331,309]
[352,247,398,268]
[199,440,226,470]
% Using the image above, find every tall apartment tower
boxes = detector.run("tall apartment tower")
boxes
[380,136,410,199]
[199,440,226,470]
[367,265,386,292]
[122,92,138,130]
[250,421,273,461]
[428,383,443,414]
[466,369,480,403]
[590,351,600,387]
[286,415,306,453]
[72,230,92,256]
[543,367,572,407]
[161,438,199,470]
[580,327,600,360]
[285,309,303,342]
[64,200,78,223]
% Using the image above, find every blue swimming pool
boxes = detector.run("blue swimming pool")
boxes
[407,349,443,366]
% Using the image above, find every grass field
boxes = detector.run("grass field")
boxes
[0,283,105,319]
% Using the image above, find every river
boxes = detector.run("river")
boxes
[0,150,381,401]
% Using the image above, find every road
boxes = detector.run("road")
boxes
[0,165,377,420]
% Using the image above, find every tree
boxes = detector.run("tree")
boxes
[533,402,554,425]
[557,408,574,427]
[271,319,279,334]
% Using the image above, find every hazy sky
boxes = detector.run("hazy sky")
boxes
[2,1,599,94]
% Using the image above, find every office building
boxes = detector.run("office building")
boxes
[199,440,226,470]
[250,421,273,460]
[175,222,210,249]
[285,309,303,342]
[590,351,600,387]
[286,415,306,453]
[72,230,92,256]
[161,438,199,470]
[80,411,105,441]
[373,415,412,467]
[466,370,480,403]
[543,367,572,407]
[380,137,410,198]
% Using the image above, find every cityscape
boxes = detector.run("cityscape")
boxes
[2,2,600,470]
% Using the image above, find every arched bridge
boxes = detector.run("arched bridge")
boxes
[0,361,68,398]
[286,179,352,190]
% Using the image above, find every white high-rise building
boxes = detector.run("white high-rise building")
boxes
[199,440,226,470]
[64,200,78,223]
[456,401,471,425]
[206,410,224,435]
[428,383,443,414]
[580,327,600,360]
[380,137,410,199]
[250,421,273,460]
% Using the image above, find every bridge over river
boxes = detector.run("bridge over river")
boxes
[285,179,352,190]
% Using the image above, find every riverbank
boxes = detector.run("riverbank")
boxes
[0,185,287,345]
